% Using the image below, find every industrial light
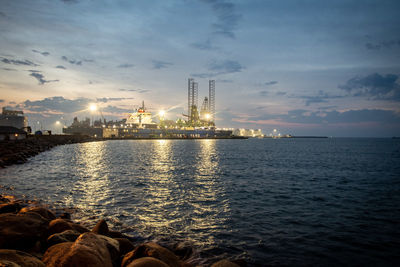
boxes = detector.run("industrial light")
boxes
[205,113,211,120]
[159,110,165,117]
[56,121,60,125]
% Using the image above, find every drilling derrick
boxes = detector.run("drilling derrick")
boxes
[188,78,198,125]
[200,97,209,118]
[209,80,215,123]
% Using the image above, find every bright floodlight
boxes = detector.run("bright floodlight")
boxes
[159,110,165,117]
[205,113,211,120]
[56,121,60,125]
[89,103,97,112]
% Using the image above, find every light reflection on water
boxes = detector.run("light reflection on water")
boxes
[65,142,112,214]
[1,138,400,265]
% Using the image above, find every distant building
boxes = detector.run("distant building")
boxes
[233,128,263,137]
[0,108,29,131]
[0,126,27,141]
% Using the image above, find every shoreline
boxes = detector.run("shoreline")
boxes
[0,194,244,267]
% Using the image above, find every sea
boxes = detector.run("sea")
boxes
[1,138,400,266]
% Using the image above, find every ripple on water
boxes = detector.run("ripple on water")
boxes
[1,138,400,265]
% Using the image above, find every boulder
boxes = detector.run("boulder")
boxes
[0,202,21,214]
[48,219,88,236]
[19,207,56,221]
[0,249,45,267]
[42,232,114,267]
[114,238,135,256]
[121,242,181,267]
[0,212,49,250]
[91,219,109,235]
[211,259,240,267]
[126,257,169,267]
[94,234,120,263]
[47,230,81,247]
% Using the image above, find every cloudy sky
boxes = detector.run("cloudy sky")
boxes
[1,0,400,137]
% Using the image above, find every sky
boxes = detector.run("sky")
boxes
[0,0,400,137]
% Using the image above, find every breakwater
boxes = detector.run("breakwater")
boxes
[0,135,96,168]
[0,194,242,267]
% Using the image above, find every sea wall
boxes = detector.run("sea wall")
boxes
[0,194,243,267]
[0,135,97,168]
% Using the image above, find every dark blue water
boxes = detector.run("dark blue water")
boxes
[1,138,400,266]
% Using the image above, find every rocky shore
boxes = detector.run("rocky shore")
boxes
[0,135,97,168]
[0,195,244,267]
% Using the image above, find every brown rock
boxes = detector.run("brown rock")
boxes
[0,212,49,250]
[114,238,135,256]
[19,207,56,221]
[121,242,181,267]
[0,202,21,214]
[91,219,109,235]
[94,234,120,263]
[126,257,169,267]
[46,230,81,247]
[0,249,45,267]
[108,230,124,238]
[48,219,88,236]
[211,259,240,267]
[42,232,114,267]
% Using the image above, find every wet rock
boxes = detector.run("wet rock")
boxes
[125,257,169,267]
[47,230,81,247]
[211,259,240,267]
[48,218,88,236]
[91,219,109,235]
[42,232,114,267]
[122,242,181,267]
[94,234,120,263]
[114,238,135,256]
[172,243,193,261]
[59,212,71,220]
[0,202,21,214]
[19,207,56,221]
[0,249,45,267]
[0,212,49,250]
[108,230,125,238]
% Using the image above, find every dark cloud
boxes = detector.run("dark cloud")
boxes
[365,39,400,50]
[32,49,50,56]
[216,79,233,83]
[193,59,244,78]
[259,91,268,97]
[102,105,132,114]
[9,101,16,104]
[117,63,134,68]
[119,88,149,93]
[339,73,400,101]
[0,99,4,103]
[190,39,219,50]
[289,90,343,106]
[152,60,173,69]
[61,56,82,65]
[96,97,134,103]
[202,0,241,39]
[276,91,286,96]
[55,65,66,69]
[1,67,17,71]
[265,81,278,86]
[60,0,78,3]
[29,70,59,85]
[209,59,244,73]
[23,96,90,113]
[1,57,38,66]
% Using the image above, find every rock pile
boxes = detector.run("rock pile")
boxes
[0,135,97,167]
[0,195,244,267]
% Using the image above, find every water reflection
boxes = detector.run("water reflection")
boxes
[139,140,175,230]
[190,139,228,246]
[65,142,111,216]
